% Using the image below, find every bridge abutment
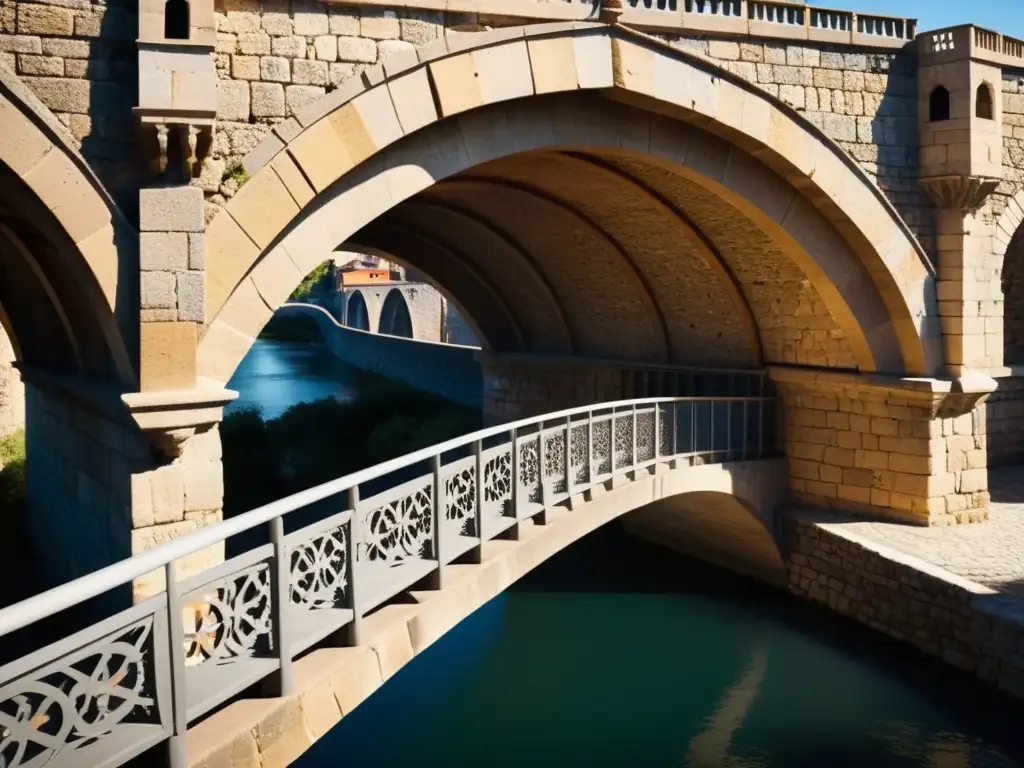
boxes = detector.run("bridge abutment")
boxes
[773,367,992,526]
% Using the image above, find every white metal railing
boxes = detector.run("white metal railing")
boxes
[0,395,775,768]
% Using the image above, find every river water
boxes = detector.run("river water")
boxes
[232,339,1024,768]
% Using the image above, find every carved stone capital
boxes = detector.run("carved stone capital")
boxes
[918,174,1000,214]
[599,0,625,24]
[137,120,214,183]
[123,384,237,459]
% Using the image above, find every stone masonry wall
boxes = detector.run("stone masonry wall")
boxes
[0,0,141,215]
[987,376,1024,468]
[482,358,626,424]
[774,369,988,526]
[788,512,1024,699]
[23,380,149,590]
[202,5,934,250]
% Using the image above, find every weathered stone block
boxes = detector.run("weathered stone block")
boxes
[141,232,189,272]
[231,54,260,81]
[251,81,285,117]
[141,270,177,309]
[314,35,337,62]
[293,1,329,36]
[271,35,305,58]
[329,7,360,36]
[0,35,40,55]
[337,36,376,63]
[20,76,89,113]
[360,9,399,40]
[293,58,328,86]
[286,84,325,116]
[260,55,290,83]
[177,271,206,323]
[218,79,251,121]
[17,54,63,77]
[17,5,74,36]
[150,464,185,525]
[140,187,204,232]
[189,233,206,270]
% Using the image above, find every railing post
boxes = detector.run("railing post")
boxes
[564,415,573,497]
[265,516,293,697]
[585,410,594,502]
[164,560,187,768]
[758,397,764,460]
[472,439,483,563]
[427,453,443,589]
[503,427,520,541]
[653,401,660,475]
[535,427,548,526]
[610,407,617,478]
[343,485,363,646]
[631,404,638,473]
[671,401,678,468]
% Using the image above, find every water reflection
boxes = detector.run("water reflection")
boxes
[226,339,362,419]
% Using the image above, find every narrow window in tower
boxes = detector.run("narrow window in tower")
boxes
[165,0,189,39]
[929,86,951,122]
[976,83,994,120]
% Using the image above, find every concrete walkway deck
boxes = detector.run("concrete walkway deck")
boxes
[824,467,1024,595]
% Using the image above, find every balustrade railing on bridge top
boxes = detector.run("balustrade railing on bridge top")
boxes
[0,394,776,768]
[621,0,914,46]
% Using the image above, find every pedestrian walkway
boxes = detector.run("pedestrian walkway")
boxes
[829,467,1024,595]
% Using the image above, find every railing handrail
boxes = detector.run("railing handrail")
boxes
[0,394,771,639]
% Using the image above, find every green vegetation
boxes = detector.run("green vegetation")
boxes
[256,312,323,343]
[0,429,26,511]
[223,159,249,187]
[289,260,333,302]
[221,378,481,516]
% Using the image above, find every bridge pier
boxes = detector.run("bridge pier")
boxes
[772,367,992,526]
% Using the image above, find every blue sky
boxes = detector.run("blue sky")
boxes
[840,0,1024,38]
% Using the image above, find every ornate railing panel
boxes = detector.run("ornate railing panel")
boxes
[0,394,775,768]
[0,600,169,768]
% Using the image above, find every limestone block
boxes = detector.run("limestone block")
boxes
[140,322,197,391]
[17,55,63,77]
[293,2,329,36]
[189,233,205,270]
[329,62,355,87]
[293,59,329,87]
[141,232,189,272]
[251,82,285,117]
[387,67,436,135]
[251,245,303,308]
[140,186,204,233]
[226,163,300,249]
[217,277,273,340]
[0,98,52,176]
[286,85,326,117]
[17,5,74,36]
[150,464,185,525]
[177,272,205,323]
[260,56,290,83]
[262,12,293,36]
[142,270,177,309]
[271,35,305,59]
[205,210,261,317]
[474,41,534,106]
[185,460,223,512]
[429,53,482,117]
[338,36,376,63]
[360,9,399,40]
[19,76,89,113]
[238,32,271,56]
[270,151,315,207]
[0,36,40,55]
[313,36,337,62]
[131,474,154,529]
[231,55,260,81]
[528,35,577,95]
[218,80,251,122]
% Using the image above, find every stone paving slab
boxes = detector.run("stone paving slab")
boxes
[824,466,1024,594]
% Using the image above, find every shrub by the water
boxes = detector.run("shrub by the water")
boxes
[221,383,481,517]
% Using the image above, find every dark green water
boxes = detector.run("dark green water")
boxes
[235,338,1024,768]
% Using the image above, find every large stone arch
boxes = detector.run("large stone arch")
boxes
[378,288,414,338]
[199,24,939,386]
[0,66,136,385]
[344,289,372,332]
[994,191,1024,366]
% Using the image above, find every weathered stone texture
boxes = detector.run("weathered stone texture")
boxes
[3,0,140,213]
[776,370,989,526]
[663,37,935,255]
[788,513,1024,699]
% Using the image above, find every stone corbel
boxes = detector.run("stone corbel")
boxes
[919,175,1000,214]
[122,382,238,460]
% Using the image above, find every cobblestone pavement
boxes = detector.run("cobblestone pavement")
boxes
[826,466,1024,595]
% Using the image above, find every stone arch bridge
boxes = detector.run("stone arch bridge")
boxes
[1,3,1024,764]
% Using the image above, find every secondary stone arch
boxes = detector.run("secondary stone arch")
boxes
[199,24,938,385]
[0,69,136,385]
[993,191,1024,365]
